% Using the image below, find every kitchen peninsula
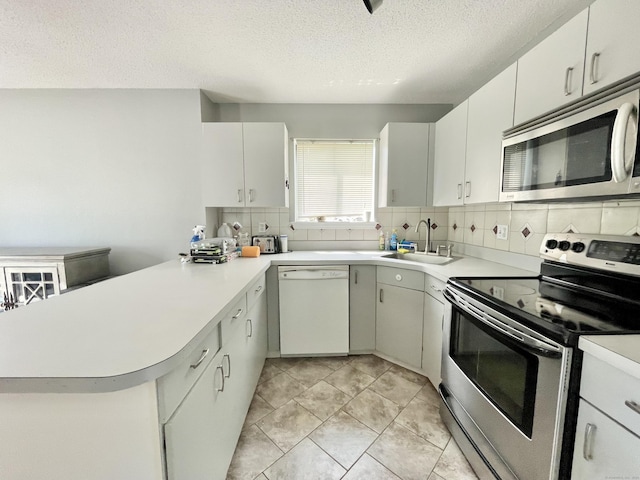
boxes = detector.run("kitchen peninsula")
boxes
[0,251,536,480]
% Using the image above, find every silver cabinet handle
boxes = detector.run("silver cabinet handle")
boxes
[430,284,443,293]
[249,188,255,203]
[354,270,358,285]
[255,285,263,294]
[456,183,462,199]
[189,348,209,369]
[246,318,253,338]
[379,288,384,303]
[215,365,225,392]
[223,354,231,378]
[625,400,640,415]
[590,52,600,85]
[391,189,396,203]
[465,181,471,198]
[232,308,243,319]
[564,67,574,96]
[237,189,243,203]
[583,423,596,460]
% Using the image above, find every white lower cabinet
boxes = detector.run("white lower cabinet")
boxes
[422,275,445,388]
[349,265,376,352]
[376,268,424,369]
[572,352,640,478]
[164,348,233,480]
[163,278,267,480]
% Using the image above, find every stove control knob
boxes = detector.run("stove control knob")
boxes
[558,240,571,251]
[545,239,558,249]
[572,242,586,253]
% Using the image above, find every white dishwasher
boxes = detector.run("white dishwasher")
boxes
[278,265,349,356]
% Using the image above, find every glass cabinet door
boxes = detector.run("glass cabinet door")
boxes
[4,267,60,306]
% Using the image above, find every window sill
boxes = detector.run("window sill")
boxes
[291,222,378,230]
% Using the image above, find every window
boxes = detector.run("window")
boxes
[294,139,375,224]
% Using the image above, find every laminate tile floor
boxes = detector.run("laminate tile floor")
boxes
[227,355,478,480]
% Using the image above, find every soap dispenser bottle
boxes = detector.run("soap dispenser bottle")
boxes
[390,229,398,251]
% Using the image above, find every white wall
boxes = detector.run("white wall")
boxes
[0,89,204,275]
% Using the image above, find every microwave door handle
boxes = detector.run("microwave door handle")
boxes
[611,102,638,183]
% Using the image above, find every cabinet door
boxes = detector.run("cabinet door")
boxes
[433,101,468,206]
[378,123,432,207]
[201,123,245,207]
[349,265,376,352]
[422,293,443,388]
[514,9,588,125]
[583,0,640,95]
[464,63,517,204]
[164,350,233,480]
[572,399,640,479]
[243,123,289,207]
[376,284,424,369]
[245,292,268,393]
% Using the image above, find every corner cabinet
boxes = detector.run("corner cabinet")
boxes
[378,123,435,207]
[433,101,468,206]
[201,122,289,208]
[376,267,424,369]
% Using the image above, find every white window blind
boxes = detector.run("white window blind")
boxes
[295,140,375,221]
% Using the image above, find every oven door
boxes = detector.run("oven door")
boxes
[441,286,571,480]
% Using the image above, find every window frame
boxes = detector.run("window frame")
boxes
[291,138,378,230]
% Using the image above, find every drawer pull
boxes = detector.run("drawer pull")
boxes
[189,348,210,369]
[395,274,402,281]
[223,354,231,378]
[255,285,263,294]
[232,308,243,319]
[625,400,640,415]
[247,318,253,338]
[430,284,443,293]
[215,365,225,392]
[583,423,597,461]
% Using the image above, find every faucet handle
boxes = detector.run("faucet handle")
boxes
[447,244,453,258]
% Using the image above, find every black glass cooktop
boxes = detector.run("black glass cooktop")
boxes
[448,261,640,346]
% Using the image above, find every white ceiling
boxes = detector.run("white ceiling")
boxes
[0,0,593,104]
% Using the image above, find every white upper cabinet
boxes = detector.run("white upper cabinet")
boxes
[514,9,588,125]
[201,122,289,208]
[583,0,640,95]
[433,101,468,206]
[378,123,434,207]
[465,63,517,204]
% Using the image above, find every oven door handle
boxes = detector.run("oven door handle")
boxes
[444,288,563,359]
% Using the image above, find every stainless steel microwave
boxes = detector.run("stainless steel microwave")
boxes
[500,87,640,202]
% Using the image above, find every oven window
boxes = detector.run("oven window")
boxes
[450,307,538,437]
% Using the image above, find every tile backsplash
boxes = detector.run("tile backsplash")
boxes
[217,200,640,256]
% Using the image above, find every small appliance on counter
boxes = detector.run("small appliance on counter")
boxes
[252,235,280,254]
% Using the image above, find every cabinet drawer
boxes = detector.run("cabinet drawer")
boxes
[377,266,424,291]
[580,353,640,436]
[425,275,446,302]
[157,324,221,422]
[246,274,266,309]
[221,295,248,344]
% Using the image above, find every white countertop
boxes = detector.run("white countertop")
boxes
[0,250,535,393]
[579,335,640,380]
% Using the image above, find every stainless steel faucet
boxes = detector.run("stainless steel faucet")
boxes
[415,218,432,253]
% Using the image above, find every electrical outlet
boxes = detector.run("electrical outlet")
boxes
[258,222,267,233]
[496,224,509,240]
[492,286,505,300]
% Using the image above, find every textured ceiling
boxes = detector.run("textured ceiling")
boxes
[0,0,593,104]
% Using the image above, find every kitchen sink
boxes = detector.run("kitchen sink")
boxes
[383,251,458,265]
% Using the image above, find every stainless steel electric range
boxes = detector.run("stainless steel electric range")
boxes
[440,233,640,480]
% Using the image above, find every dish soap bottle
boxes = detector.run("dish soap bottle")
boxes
[390,229,398,251]
[379,231,385,250]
